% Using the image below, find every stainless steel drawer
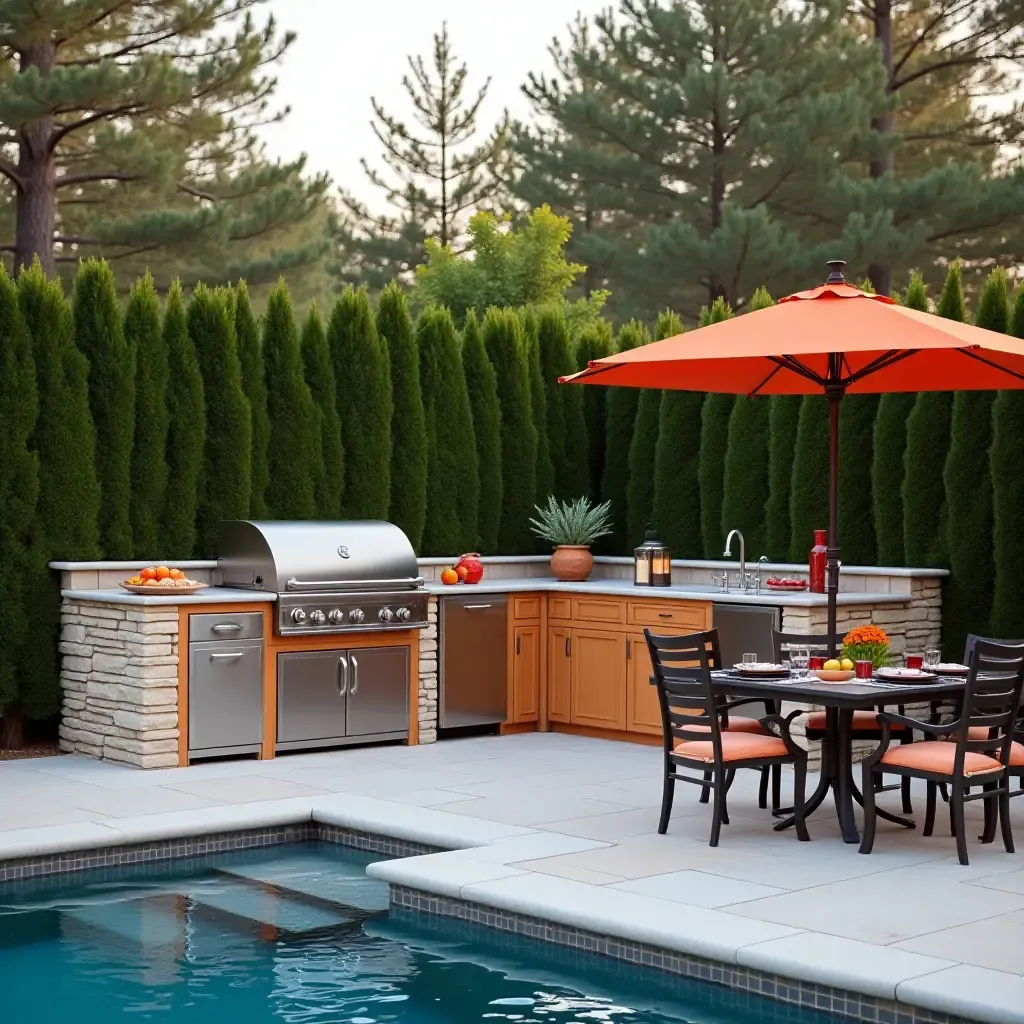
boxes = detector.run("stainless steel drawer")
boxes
[189,611,264,643]
[188,639,263,754]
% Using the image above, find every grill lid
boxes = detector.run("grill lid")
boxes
[217,520,422,593]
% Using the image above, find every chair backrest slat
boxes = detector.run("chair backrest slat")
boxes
[952,639,1024,766]
[772,629,841,664]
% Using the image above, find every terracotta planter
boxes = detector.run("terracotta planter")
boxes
[550,545,594,582]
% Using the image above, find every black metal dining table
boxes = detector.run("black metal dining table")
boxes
[711,672,966,844]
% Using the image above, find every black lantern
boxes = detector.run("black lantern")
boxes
[634,529,671,587]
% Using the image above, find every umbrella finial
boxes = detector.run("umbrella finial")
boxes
[825,260,847,284]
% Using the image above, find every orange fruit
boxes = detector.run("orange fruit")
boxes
[140,567,157,581]
[144,578,159,586]
[455,564,469,582]
[169,568,184,580]
[155,566,170,580]
[440,568,459,585]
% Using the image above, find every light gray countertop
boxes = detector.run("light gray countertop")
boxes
[61,587,276,606]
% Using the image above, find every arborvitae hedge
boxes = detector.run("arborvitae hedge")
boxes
[765,395,801,561]
[485,307,537,554]
[697,298,734,557]
[74,258,134,558]
[262,280,320,520]
[991,284,1024,638]
[0,267,39,727]
[522,309,554,508]
[419,306,480,555]
[577,320,614,504]
[837,395,879,565]
[602,320,647,553]
[377,283,427,549]
[302,304,344,521]
[903,263,961,566]
[462,310,503,552]
[329,286,392,520]
[188,284,251,555]
[943,267,1006,655]
[161,281,205,559]
[236,281,270,519]
[654,390,703,558]
[125,273,168,557]
[788,395,830,562]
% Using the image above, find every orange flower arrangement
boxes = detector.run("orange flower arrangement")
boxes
[843,625,889,647]
[842,624,892,668]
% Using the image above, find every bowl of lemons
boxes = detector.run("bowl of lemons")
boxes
[814,658,856,682]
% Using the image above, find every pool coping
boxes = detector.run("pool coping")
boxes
[0,800,1018,1024]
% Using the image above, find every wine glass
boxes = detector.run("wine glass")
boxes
[790,647,809,679]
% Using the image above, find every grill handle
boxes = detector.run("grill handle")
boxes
[285,576,425,592]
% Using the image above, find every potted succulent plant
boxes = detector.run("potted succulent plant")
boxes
[529,496,613,582]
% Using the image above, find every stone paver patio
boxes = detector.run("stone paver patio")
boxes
[1,732,1022,1022]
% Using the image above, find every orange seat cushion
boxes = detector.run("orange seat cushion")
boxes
[940,726,992,742]
[681,717,767,736]
[673,732,788,764]
[1006,741,1024,767]
[806,711,907,732]
[880,741,1002,777]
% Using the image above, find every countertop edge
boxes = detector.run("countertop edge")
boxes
[61,588,276,606]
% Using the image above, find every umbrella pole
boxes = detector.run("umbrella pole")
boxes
[826,386,843,657]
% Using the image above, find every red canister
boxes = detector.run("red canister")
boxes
[809,529,827,594]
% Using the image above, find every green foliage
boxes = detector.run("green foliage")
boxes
[576,320,614,503]
[990,284,1024,638]
[903,262,964,566]
[461,310,503,552]
[765,396,801,560]
[236,281,269,518]
[789,396,830,562]
[484,307,537,554]
[838,395,879,565]
[161,281,204,558]
[529,496,613,547]
[73,258,134,557]
[328,286,392,520]
[301,304,344,521]
[602,320,648,553]
[377,284,427,549]
[419,306,480,554]
[942,267,1007,655]
[262,280,320,519]
[188,283,250,555]
[521,309,554,510]
[653,391,704,558]
[125,273,168,556]
[0,266,39,713]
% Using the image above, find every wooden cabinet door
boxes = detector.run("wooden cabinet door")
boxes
[547,627,572,723]
[571,629,626,730]
[512,625,540,722]
[626,633,662,735]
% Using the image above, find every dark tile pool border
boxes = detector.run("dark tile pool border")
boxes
[390,885,979,1024]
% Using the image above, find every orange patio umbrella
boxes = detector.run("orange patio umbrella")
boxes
[561,261,1024,652]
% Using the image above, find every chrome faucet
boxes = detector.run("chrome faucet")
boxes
[724,530,745,590]
[756,555,769,595]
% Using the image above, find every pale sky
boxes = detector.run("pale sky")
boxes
[261,0,607,211]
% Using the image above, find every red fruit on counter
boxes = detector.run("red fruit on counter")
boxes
[455,553,484,584]
[455,564,469,582]
[440,568,459,585]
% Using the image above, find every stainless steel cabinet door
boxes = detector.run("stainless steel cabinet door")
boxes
[189,640,263,753]
[345,646,409,738]
[276,650,348,745]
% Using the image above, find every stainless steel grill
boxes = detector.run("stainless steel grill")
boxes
[217,520,429,635]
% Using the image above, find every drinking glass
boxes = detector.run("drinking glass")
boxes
[924,647,941,671]
[790,647,809,679]
[743,653,757,666]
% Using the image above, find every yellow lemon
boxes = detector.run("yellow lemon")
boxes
[823,659,841,671]
[840,658,854,671]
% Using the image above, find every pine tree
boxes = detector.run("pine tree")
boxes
[696,298,735,557]
[73,258,134,557]
[522,309,554,508]
[236,281,269,519]
[377,283,427,549]
[462,310,503,552]
[124,273,168,557]
[577,320,614,502]
[188,284,251,555]
[991,284,1024,638]
[836,395,880,565]
[942,267,1006,655]
[721,289,772,557]
[602,320,648,553]
[262,281,320,520]
[302,304,344,521]
[0,266,39,743]
[789,396,830,562]
[484,307,537,553]
[765,395,802,560]
[903,262,962,565]
[872,271,927,565]
[328,286,392,520]
[419,306,480,554]
[538,308,590,502]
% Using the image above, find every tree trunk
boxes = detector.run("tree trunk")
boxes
[867,0,894,297]
[0,705,25,751]
[14,41,57,275]
[708,121,727,307]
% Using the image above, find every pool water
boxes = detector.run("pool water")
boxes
[0,844,839,1024]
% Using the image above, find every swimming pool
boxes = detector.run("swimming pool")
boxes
[0,843,842,1023]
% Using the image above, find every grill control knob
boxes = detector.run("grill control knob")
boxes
[309,609,326,626]
[348,608,365,624]
[328,608,345,625]
[291,608,307,625]
[396,607,412,622]
[378,608,394,623]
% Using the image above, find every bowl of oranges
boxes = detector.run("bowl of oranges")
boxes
[121,566,207,595]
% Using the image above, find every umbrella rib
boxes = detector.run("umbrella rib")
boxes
[749,363,783,396]
[842,349,912,386]
[958,347,1024,383]
[770,354,825,386]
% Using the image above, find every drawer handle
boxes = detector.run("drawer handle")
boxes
[350,655,359,695]
[658,613,673,619]
[209,652,243,661]
[211,623,243,632]
[464,604,492,610]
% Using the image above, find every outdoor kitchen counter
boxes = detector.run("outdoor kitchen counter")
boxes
[60,587,276,605]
